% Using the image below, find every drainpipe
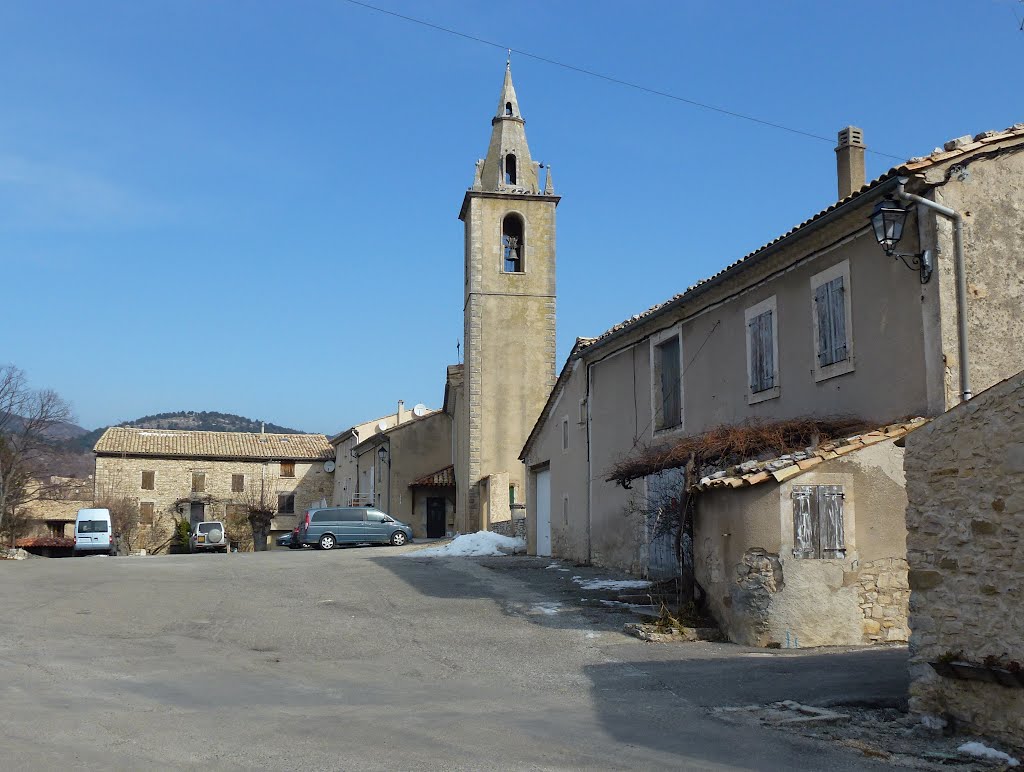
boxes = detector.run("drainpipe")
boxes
[896,177,972,402]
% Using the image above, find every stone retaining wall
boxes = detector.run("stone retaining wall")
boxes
[491,517,526,540]
[905,372,1024,750]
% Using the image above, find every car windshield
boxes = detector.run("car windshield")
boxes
[77,520,108,533]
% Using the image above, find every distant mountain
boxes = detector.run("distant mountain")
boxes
[71,411,306,453]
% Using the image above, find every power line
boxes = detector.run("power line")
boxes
[340,0,908,162]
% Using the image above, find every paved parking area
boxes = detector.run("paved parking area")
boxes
[0,547,909,770]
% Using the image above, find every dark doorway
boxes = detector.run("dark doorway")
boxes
[189,502,205,529]
[426,498,446,538]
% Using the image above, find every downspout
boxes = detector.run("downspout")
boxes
[896,176,972,401]
[585,361,593,564]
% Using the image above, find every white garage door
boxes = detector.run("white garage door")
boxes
[535,468,551,557]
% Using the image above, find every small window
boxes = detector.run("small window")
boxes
[232,474,245,493]
[140,502,154,525]
[504,153,517,185]
[502,214,524,272]
[792,485,846,559]
[505,101,513,116]
[509,484,516,506]
[277,493,295,514]
[77,520,108,534]
[745,296,779,403]
[280,461,295,478]
[340,509,365,522]
[141,471,155,490]
[366,511,387,523]
[191,473,206,493]
[561,418,569,451]
[654,335,682,431]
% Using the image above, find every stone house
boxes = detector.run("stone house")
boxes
[351,410,454,539]
[16,476,94,539]
[904,371,1024,751]
[93,427,334,550]
[521,122,1024,646]
[330,401,436,508]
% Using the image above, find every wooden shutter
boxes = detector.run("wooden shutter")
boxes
[792,485,818,558]
[749,311,774,393]
[232,474,244,493]
[139,502,154,525]
[280,461,295,478]
[141,471,155,490]
[815,284,832,366]
[658,337,681,429]
[818,485,846,557]
[192,473,205,493]
[827,277,848,364]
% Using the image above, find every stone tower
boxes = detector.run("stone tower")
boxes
[455,64,559,532]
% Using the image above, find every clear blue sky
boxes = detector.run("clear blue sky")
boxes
[2,1,1021,433]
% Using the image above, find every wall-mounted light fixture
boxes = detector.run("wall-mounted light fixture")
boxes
[869,197,933,284]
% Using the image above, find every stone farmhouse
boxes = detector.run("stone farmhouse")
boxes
[94,427,334,550]
[520,123,1024,647]
[904,371,1024,751]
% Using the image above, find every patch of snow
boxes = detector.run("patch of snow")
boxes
[585,632,599,639]
[409,531,525,558]
[958,742,1020,767]
[557,568,570,572]
[544,564,561,570]
[920,714,947,730]
[531,603,562,615]
[573,577,652,591]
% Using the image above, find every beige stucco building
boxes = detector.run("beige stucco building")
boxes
[905,371,1024,751]
[521,123,1024,645]
[452,64,558,534]
[94,427,334,550]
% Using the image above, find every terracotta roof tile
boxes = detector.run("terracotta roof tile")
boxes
[94,427,333,461]
[695,418,928,492]
[409,465,455,488]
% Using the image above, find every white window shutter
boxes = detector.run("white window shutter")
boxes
[818,485,846,558]
[792,485,817,558]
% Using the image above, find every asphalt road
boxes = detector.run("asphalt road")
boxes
[0,546,909,771]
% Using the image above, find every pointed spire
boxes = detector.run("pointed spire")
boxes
[543,164,554,195]
[477,62,538,193]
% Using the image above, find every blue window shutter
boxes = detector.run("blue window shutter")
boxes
[828,277,848,363]
[815,284,831,365]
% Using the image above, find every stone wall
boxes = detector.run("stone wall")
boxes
[94,455,333,552]
[857,558,910,643]
[490,516,526,540]
[905,372,1024,750]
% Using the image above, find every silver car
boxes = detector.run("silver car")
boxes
[191,521,229,553]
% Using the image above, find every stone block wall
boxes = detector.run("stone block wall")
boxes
[905,372,1024,750]
[857,558,910,643]
[94,455,333,552]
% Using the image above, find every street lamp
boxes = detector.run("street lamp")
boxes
[377,446,389,464]
[869,197,933,284]
[869,177,971,402]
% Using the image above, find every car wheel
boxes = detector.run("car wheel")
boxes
[390,531,408,547]
[319,534,336,550]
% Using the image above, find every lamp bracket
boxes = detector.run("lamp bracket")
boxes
[889,249,933,284]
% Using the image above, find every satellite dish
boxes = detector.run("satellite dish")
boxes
[412,403,427,417]
[377,420,389,432]
[323,460,336,473]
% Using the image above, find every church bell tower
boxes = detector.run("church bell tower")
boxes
[456,63,559,532]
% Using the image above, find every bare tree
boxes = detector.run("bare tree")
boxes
[242,472,277,551]
[0,366,73,542]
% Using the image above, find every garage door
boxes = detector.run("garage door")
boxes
[535,468,551,557]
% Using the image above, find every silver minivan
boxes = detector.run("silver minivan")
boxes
[296,507,412,550]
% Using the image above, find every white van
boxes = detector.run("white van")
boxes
[74,508,115,556]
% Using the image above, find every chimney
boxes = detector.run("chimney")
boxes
[397,400,405,426]
[835,126,866,200]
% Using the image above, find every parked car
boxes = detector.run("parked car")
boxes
[276,530,302,548]
[191,521,228,553]
[296,507,412,550]
[74,508,115,556]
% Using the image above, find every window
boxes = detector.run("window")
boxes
[366,510,387,523]
[811,261,854,381]
[509,484,516,506]
[78,520,108,534]
[561,418,569,451]
[504,101,513,116]
[277,493,295,514]
[232,474,245,493]
[504,153,517,185]
[792,485,846,559]
[340,509,365,522]
[280,461,295,478]
[502,214,524,272]
[745,296,779,403]
[141,471,155,490]
[140,502,154,525]
[191,472,206,493]
[652,332,682,432]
